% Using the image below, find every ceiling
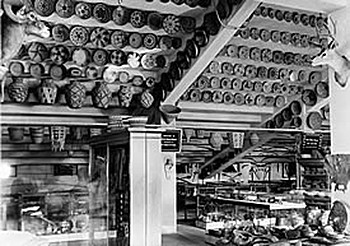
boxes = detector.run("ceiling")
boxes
[167,0,339,177]
[0,0,343,130]
[0,0,342,177]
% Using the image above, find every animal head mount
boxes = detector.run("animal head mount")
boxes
[325,154,350,192]
[311,16,349,88]
[312,49,349,88]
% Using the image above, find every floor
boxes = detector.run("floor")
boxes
[162,224,217,246]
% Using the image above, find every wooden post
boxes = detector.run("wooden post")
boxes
[161,152,177,234]
[129,123,164,246]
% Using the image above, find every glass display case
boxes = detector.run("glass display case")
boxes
[89,129,130,246]
[0,129,130,246]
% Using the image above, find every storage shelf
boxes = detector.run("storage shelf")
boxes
[39,230,118,243]
[302,174,328,178]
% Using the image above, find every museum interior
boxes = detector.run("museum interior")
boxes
[1,0,350,246]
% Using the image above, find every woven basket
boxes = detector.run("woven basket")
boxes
[50,126,66,151]
[92,82,112,109]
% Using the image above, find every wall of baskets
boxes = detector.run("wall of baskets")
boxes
[2,0,242,117]
[180,3,330,131]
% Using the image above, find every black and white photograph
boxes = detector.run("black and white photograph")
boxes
[1,0,350,245]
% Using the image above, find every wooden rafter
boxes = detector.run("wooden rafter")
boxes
[178,102,274,115]
[306,97,330,113]
[164,0,262,105]
[205,133,274,178]
[199,146,234,172]
[258,96,302,128]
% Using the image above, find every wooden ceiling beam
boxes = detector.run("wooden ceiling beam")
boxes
[179,102,274,115]
[205,133,274,178]
[306,97,330,113]
[2,151,88,158]
[3,157,89,165]
[176,121,253,130]
[1,104,129,127]
[178,112,263,123]
[164,0,262,105]
[199,146,234,172]
[1,143,90,151]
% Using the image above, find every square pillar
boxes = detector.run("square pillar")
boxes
[161,152,177,234]
[129,125,164,246]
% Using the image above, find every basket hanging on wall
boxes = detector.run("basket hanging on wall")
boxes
[50,126,66,151]
[228,132,245,149]
[8,126,25,141]
[30,126,45,144]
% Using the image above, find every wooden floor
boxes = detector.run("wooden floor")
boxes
[162,224,216,246]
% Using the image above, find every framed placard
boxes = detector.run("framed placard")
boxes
[161,129,182,153]
[301,133,322,152]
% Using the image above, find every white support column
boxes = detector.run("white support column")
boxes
[161,152,177,234]
[129,125,164,246]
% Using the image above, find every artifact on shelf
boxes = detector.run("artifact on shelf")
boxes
[50,126,66,151]
[30,126,45,144]
[91,81,112,109]
[36,80,58,105]
[8,126,25,141]
[65,81,87,109]
[7,77,29,103]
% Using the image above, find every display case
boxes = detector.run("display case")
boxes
[298,158,331,210]
[89,129,130,246]
[1,175,92,245]
[0,129,130,246]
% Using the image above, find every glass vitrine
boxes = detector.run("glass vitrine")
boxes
[89,130,130,246]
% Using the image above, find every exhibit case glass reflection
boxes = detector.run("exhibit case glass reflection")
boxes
[0,129,130,246]
[89,129,130,246]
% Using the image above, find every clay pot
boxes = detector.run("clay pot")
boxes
[8,127,24,141]
[7,78,28,103]
[30,127,44,144]
[91,82,111,108]
[65,81,87,109]
[37,81,58,104]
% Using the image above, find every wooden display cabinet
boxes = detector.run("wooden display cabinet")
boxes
[89,130,130,246]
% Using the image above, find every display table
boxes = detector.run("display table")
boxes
[215,197,306,211]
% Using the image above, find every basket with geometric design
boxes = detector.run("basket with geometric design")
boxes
[7,78,29,103]
[65,81,87,108]
[228,132,245,149]
[37,81,58,104]
[91,82,112,109]
[50,126,66,151]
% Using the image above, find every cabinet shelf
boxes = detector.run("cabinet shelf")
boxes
[302,174,328,178]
